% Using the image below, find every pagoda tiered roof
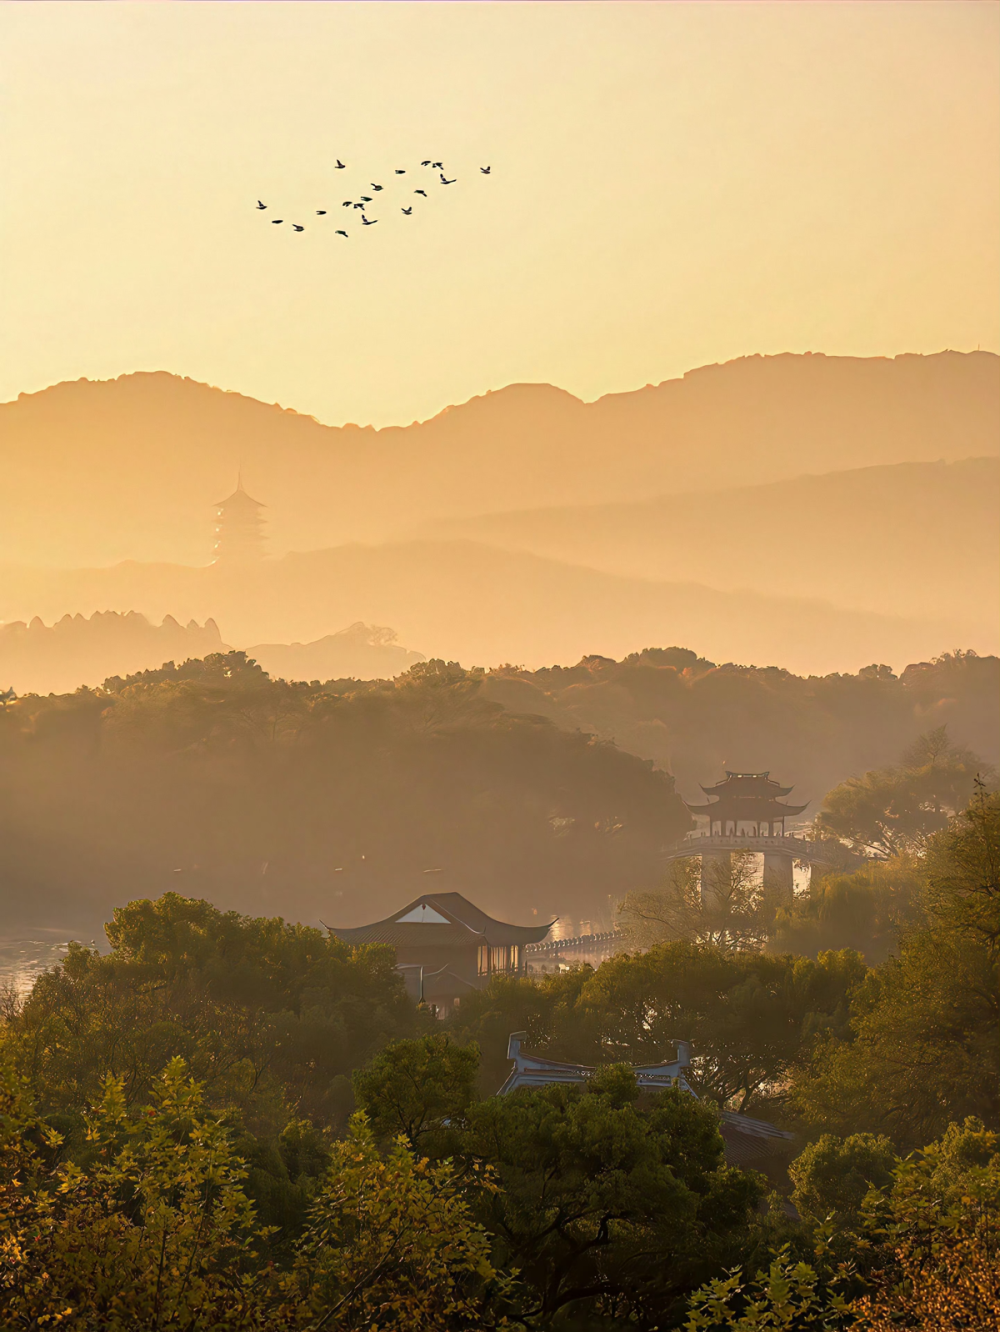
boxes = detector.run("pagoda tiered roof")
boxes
[684,770,808,820]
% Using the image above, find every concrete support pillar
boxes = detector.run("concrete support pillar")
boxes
[700,850,732,906]
[762,851,794,903]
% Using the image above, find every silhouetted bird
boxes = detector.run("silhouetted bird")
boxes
[353,202,365,209]
[440,174,456,184]
[361,215,378,226]
[431,161,443,169]
[335,159,346,169]
[292,224,305,231]
[360,196,372,202]
[335,230,348,237]
[480,166,491,174]
[256,200,267,209]
[371,183,383,191]
[421,160,431,166]
[316,209,327,215]
[401,206,412,215]
[342,201,352,207]
[395,169,406,174]
[414,189,427,197]
[272,219,283,224]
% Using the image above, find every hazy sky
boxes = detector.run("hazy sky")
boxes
[2,1,997,426]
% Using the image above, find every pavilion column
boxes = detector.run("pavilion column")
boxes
[700,850,732,907]
[762,851,794,902]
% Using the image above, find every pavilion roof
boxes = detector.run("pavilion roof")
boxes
[684,798,808,817]
[701,772,794,798]
[328,891,554,948]
[684,770,808,819]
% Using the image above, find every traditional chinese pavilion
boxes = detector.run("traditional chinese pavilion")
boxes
[211,478,266,565]
[327,892,554,1015]
[684,771,807,836]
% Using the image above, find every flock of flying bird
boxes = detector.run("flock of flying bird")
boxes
[256,158,490,236]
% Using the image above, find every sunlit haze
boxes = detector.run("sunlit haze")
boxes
[2,0,997,425]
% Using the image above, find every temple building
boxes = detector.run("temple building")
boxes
[499,1033,793,1166]
[327,892,554,1016]
[211,478,267,565]
[684,771,808,836]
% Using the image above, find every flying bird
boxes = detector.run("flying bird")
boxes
[414,189,427,197]
[292,224,305,231]
[401,206,412,215]
[272,219,283,224]
[335,159,346,169]
[371,183,383,191]
[421,160,432,166]
[316,209,327,215]
[440,174,456,184]
[395,169,406,174]
[360,195,372,202]
[256,200,267,209]
[480,166,491,174]
[353,202,365,209]
[431,161,443,169]
[335,230,348,237]
[361,215,377,226]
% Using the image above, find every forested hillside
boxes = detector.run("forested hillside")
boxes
[0,654,686,933]
[1,646,996,935]
[482,646,1000,797]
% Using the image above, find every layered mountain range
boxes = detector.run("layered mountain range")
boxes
[1,350,997,674]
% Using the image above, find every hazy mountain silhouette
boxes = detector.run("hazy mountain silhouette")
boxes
[248,622,426,682]
[0,540,982,677]
[0,611,225,695]
[1,351,995,567]
[413,458,1000,637]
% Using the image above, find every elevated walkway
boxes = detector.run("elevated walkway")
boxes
[663,832,838,865]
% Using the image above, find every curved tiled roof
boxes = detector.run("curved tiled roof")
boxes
[327,891,554,948]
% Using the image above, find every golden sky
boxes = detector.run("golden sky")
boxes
[1,1,997,427]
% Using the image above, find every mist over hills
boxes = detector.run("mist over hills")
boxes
[0,613,426,696]
[1,350,996,567]
[414,458,1000,636]
[0,539,980,679]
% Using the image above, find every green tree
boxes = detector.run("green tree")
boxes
[788,1134,896,1227]
[353,1036,769,1327]
[464,1067,764,1328]
[278,1114,512,1332]
[815,726,992,858]
[619,851,777,953]
[791,792,1000,1148]
[685,1118,1000,1332]
[769,856,924,963]
[8,893,415,1130]
[351,1033,479,1152]
[0,1057,267,1331]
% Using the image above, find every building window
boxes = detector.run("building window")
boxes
[478,945,489,976]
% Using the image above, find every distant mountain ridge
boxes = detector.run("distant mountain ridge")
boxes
[0,539,985,677]
[412,457,1000,635]
[1,350,996,567]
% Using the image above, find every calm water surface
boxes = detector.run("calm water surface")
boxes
[0,934,100,996]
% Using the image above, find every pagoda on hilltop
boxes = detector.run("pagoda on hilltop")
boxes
[684,772,807,837]
[211,476,266,565]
